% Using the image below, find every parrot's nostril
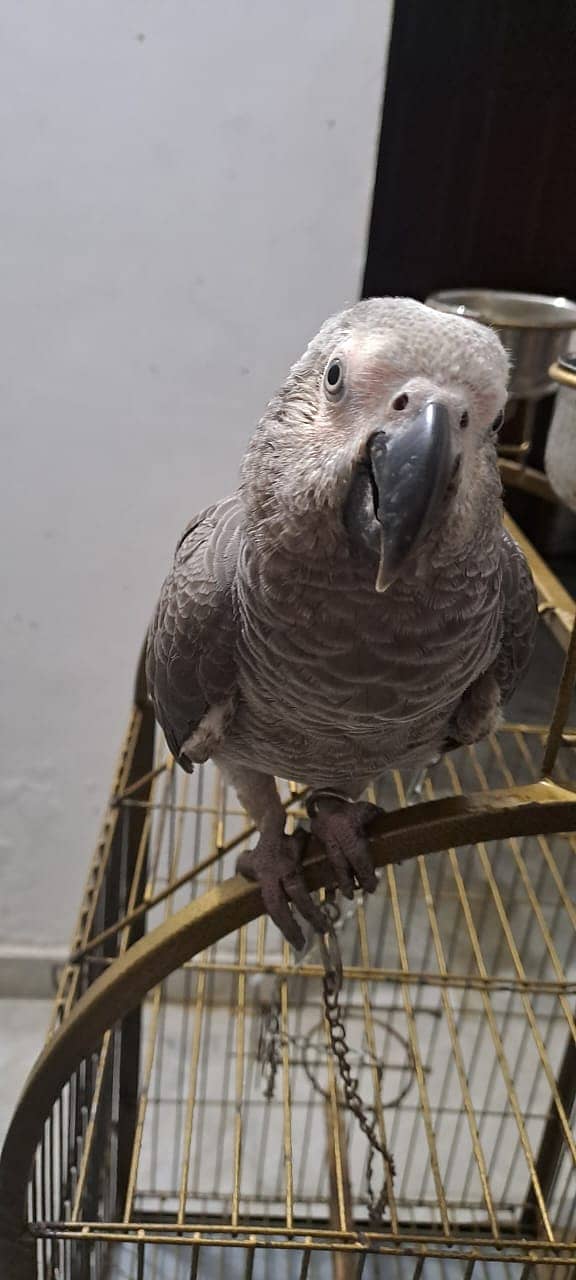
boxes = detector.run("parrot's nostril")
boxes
[392,392,409,411]
[460,411,470,430]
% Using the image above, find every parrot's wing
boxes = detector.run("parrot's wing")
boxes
[146,495,241,767]
[495,527,538,704]
[444,527,538,752]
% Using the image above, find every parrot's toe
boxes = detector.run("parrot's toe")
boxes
[236,827,327,950]
[306,792,381,897]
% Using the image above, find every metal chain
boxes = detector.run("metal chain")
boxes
[318,892,395,1224]
[257,892,396,1222]
[257,988,281,1101]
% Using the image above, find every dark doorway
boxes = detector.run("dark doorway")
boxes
[363,0,576,303]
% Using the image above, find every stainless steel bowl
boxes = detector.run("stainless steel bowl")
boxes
[426,289,576,400]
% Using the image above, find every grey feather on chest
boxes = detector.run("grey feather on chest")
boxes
[228,533,505,780]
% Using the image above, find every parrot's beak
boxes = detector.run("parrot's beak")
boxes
[367,401,455,592]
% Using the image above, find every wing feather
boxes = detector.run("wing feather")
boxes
[146,496,241,764]
[495,528,538,704]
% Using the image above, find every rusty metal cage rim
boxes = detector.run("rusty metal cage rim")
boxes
[27,1220,576,1256]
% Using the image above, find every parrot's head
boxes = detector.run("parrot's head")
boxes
[241,297,508,587]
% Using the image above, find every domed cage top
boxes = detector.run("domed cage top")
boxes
[0,508,575,1280]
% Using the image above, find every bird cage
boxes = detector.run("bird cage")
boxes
[1,495,575,1280]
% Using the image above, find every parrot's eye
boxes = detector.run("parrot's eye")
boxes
[492,409,505,434]
[324,358,345,397]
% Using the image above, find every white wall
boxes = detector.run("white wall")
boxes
[0,0,393,951]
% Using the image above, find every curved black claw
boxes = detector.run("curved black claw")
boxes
[237,827,327,949]
[306,792,381,899]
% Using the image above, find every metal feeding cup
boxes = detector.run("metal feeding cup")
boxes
[427,288,576,401]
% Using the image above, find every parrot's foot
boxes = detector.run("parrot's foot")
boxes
[236,827,327,950]
[306,792,380,899]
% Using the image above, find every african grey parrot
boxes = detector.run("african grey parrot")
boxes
[146,298,537,947]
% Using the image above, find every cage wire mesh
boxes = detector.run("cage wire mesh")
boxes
[4,529,576,1280]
